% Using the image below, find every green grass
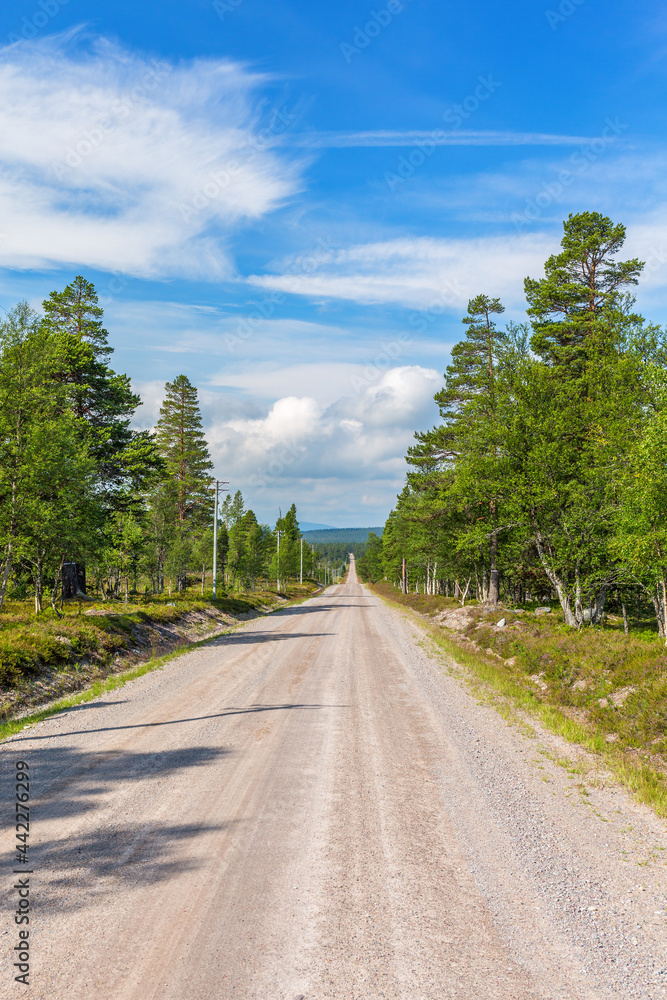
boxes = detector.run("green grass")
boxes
[370,581,667,818]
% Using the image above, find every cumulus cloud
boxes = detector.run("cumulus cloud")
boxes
[204,366,440,518]
[0,32,302,277]
[131,366,441,522]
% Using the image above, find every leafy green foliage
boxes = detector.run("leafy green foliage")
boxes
[356,532,383,582]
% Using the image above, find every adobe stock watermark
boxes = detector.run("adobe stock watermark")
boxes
[97,270,131,309]
[644,243,667,279]
[385,75,501,190]
[545,0,586,31]
[179,102,298,224]
[7,0,69,44]
[350,278,465,393]
[340,0,415,63]
[224,235,336,353]
[349,334,412,393]
[512,117,628,230]
[213,0,243,20]
[50,62,172,179]
[248,441,305,494]
[407,279,465,333]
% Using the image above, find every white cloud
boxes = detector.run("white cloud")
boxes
[130,377,264,432]
[239,140,667,316]
[248,234,555,310]
[292,129,594,148]
[205,366,440,515]
[247,203,667,315]
[130,378,165,428]
[211,363,365,405]
[103,298,355,356]
[0,33,302,278]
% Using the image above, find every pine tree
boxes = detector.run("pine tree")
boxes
[409,295,508,603]
[42,275,112,360]
[0,302,97,612]
[42,276,161,510]
[155,375,214,527]
[525,212,644,371]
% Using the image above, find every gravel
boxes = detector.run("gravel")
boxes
[1,558,665,999]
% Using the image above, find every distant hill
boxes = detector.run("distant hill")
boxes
[299,521,339,531]
[301,526,383,544]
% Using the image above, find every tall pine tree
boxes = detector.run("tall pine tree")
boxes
[409,295,508,603]
[525,212,644,371]
[156,375,214,527]
[42,276,161,513]
[42,275,113,360]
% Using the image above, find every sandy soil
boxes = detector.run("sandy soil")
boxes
[2,558,666,999]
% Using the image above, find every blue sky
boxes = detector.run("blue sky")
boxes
[0,1,665,526]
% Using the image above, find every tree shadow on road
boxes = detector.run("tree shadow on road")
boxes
[268,602,372,616]
[2,743,237,912]
[211,630,335,645]
[7,703,335,741]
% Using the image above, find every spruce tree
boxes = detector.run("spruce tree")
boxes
[409,295,508,603]
[244,517,271,591]
[276,503,300,578]
[155,375,214,527]
[226,492,247,586]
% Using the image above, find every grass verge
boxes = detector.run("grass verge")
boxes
[0,627,236,742]
[0,582,320,740]
[369,582,667,819]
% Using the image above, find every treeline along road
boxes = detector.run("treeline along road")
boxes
[2,557,666,998]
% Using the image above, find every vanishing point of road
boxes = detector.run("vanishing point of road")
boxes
[3,557,667,999]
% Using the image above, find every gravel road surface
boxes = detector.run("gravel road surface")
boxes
[2,557,667,999]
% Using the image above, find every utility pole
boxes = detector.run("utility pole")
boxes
[276,530,280,592]
[211,480,228,599]
[300,537,303,585]
[213,481,219,598]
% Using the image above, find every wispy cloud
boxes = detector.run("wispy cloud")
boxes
[0,32,303,278]
[290,130,595,148]
[248,234,556,310]
[246,145,667,313]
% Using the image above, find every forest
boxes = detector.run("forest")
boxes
[0,277,339,615]
[357,212,667,638]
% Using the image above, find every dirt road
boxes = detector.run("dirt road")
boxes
[3,558,667,998]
